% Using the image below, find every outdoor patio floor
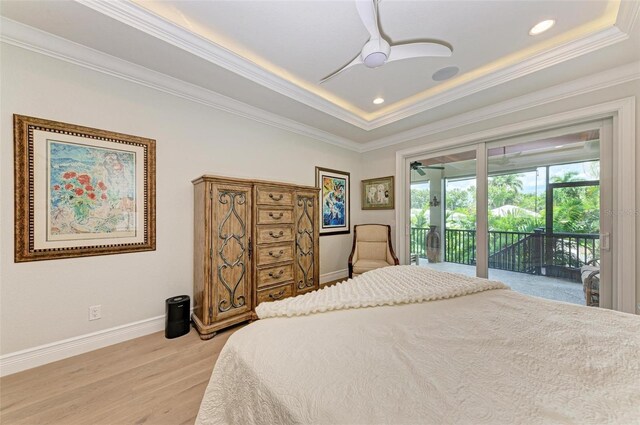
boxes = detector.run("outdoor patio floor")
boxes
[417,259,586,305]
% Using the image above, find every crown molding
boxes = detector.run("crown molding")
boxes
[0,17,362,152]
[361,60,640,152]
[2,16,637,155]
[367,25,630,129]
[75,0,370,129]
[616,0,640,34]
[75,0,634,132]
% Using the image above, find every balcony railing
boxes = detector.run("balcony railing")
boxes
[411,227,599,280]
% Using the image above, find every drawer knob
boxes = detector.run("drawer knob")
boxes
[268,269,285,278]
[269,250,284,258]
[269,230,285,239]
[269,193,284,201]
[268,212,284,219]
[268,289,286,300]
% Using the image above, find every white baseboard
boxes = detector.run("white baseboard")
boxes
[320,269,348,284]
[0,315,165,377]
[1,270,349,377]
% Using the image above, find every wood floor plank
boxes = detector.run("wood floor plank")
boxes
[1,325,240,425]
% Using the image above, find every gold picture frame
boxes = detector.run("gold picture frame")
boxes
[14,115,156,262]
[361,176,395,210]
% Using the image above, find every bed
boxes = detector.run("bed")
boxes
[196,266,640,425]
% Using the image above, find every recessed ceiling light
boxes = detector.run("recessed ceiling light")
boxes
[373,97,385,105]
[432,66,460,82]
[529,19,555,36]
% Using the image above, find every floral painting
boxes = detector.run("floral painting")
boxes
[14,115,155,262]
[49,142,136,238]
[315,167,350,235]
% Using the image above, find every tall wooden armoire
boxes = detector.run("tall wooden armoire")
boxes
[192,175,320,339]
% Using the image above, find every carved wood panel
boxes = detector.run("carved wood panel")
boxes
[212,183,252,321]
[294,192,318,294]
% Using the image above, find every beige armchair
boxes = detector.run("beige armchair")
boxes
[348,224,399,278]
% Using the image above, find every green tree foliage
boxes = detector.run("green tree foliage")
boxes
[447,188,471,210]
[411,162,601,266]
[551,171,599,233]
[410,187,429,209]
[410,186,430,230]
[488,174,524,209]
[411,205,429,228]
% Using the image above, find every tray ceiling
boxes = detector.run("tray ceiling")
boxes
[1,0,639,148]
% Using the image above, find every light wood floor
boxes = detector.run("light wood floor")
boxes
[0,280,346,425]
[0,326,239,425]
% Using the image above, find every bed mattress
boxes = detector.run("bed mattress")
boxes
[196,266,640,425]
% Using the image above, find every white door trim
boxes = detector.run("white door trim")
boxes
[396,97,636,314]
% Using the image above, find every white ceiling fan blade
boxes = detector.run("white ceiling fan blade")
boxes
[355,0,381,40]
[387,42,452,63]
[319,54,363,84]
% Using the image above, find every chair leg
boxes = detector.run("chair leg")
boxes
[585,285,592,306]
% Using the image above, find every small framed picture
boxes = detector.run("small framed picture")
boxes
[14,115,156,262]
[315,166,350,236]
[361,176,394,210]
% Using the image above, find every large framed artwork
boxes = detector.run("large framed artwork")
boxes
[315,166,350,236]
[14,115,156,262]
[361,176,395,210]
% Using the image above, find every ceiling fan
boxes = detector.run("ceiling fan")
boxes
[320,0,453,84]
[493,147,522,166]
[410,161,445,176]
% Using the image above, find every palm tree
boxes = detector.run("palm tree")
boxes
[488,173,524,208]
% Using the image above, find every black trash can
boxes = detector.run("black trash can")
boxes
[165,295,190,339]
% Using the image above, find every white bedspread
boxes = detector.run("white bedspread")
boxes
[197,266,640,425]
[256,266,509,318]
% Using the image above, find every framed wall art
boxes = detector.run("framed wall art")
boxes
[14,115,156,262]
[315,166,350,236]
[361,176,395,210]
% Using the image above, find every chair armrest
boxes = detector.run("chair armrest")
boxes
[586,269,600,286]
[387,246,399,265]
[386,225,399,265]
[348,240,358,278]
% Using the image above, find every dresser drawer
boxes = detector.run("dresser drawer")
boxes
[256,283,293,305]
[256,226,294,244]
[257,208,293,225]
[257,264,294,288]
[256,243,293,265]
[256,186,293,206]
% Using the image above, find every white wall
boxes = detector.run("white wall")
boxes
[360,79,640,311]
[2,38,638,366]
[0,45,362,355]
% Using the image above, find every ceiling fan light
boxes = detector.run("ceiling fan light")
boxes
[529,19,555,35]
[363,52,387,68]
[373,97,385,105]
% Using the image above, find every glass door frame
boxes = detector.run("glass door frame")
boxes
[396,98,634,313]
[486,121,611,308]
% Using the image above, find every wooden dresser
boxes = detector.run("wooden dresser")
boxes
[192,175,320,339]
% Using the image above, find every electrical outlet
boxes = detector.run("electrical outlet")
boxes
[89,305,101,321]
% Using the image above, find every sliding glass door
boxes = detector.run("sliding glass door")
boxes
[409,147,477,278]
[408,120,612,308]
